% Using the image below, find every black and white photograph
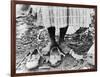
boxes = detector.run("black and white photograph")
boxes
[14,2,97,74]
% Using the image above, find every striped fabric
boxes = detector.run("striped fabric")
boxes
[16,4,94,34]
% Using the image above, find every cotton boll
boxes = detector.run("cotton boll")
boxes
[26,60,38,70]
[41,42,51,55]
[26,54,40,70]
[69,49,83,60]
[16,23,28,38]
[49,55,61,65]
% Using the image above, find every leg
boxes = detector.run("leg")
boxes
[47,26,57,47]
[59,26,69,45]
[47,26,65,56]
